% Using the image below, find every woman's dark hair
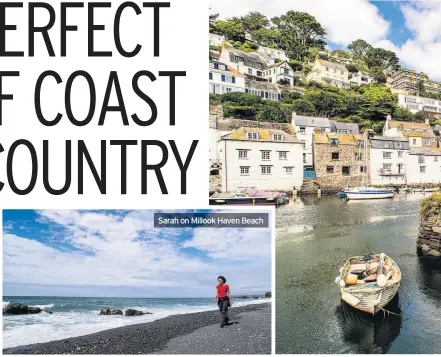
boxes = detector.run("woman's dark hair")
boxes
[217,275,226,283]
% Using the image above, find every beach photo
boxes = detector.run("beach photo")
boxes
[3,209,272,354]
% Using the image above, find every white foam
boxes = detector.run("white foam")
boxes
[3,299,269,349]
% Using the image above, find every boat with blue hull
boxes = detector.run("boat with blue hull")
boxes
[344,187,394,200]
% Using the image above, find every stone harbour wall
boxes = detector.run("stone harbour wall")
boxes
[418,194,441,257]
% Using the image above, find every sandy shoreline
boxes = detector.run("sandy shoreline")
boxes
[3,303,271,354]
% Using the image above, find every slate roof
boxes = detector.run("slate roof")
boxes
[330,120,359,134]
[371,136,410,150]
[402,130,436,138]
[227,47,267,69]
[294,115,330,129]
[388,120,432,131]
[222,127,301,143]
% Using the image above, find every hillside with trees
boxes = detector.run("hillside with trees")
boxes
[209,10,441,131]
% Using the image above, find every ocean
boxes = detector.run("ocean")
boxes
[3,296,268,349]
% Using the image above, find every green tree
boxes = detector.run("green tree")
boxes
[220,92,263,107]
[331,49,351,59]
[360,84,396,119]
[258,101,289,122]
[393,107,414,122]
[271,11,326,60]
[238,12,269,33]
[369,66,387,83]
[348,39,372,60]
[250,28,280,47]
[215,20,245,42]
[209,13,219,32]
[304,89,343,117]
[291,99,317,116]
[281,90,302,103]
[346,63,359,74]
[365,47,399,70]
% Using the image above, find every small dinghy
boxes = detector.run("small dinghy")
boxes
[335,253,401,315]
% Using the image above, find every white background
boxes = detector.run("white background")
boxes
[0,0,208,209]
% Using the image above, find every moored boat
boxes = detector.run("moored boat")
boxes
[335,253,401,315]
[209,192,277,206]
[344,187,394,200]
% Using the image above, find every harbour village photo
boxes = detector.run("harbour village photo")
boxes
[209,0,441,354]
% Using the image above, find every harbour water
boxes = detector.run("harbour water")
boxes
[276,194,441,354]
[3,296,267,349]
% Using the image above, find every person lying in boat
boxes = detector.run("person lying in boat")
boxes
[214,275,233,328]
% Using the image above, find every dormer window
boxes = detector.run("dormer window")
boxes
[273,134,283,141]
[330,138,339,145]
[247,132,258,140]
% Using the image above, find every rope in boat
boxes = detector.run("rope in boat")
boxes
[379,307,404,319]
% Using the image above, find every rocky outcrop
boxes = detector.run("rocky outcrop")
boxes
[124,309,153,316]
[264,292,272,298]
[100,308,123,316]
[418,194,441,257]
[3,303,42,315]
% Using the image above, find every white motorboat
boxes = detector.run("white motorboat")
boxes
[344,187,394,200]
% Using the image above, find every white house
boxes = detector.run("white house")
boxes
[209,33,225,47]
[258,46,289,62]
[263,61,295,87]
[220,127,303,192]
[349,72,374,86]
[370,136,409,186]
[306,58,350,88]
[406,147,441,185]
[209,60,245,95]
[219,45,267,81]
[397,93,441,115]
[292,113,331,170]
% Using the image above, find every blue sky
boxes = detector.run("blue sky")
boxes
[3,210,271,297]
[211,0,441,80]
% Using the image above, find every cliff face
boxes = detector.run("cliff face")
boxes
[418,194,441,257]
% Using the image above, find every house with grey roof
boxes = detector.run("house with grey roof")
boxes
[370,136,409,186]
[291,113,331,170]
[306,58,350,88]
[330,120,359,134]
[244,78,280,101]
[219,44,268,82]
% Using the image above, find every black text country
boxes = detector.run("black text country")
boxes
[0,139,198,195]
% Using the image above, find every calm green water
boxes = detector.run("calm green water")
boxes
[276,194,441,354]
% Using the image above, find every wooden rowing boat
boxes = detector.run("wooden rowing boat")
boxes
[335,253,401,315]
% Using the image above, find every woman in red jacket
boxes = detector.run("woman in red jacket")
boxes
[214,275,233,328]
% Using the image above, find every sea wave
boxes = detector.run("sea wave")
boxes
[2,301,54,309]
[3,298,269,349]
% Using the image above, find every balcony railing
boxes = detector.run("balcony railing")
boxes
[379,169,404,176]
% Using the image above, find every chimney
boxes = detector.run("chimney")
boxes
[291,111,296,127]
[425,118,430,125]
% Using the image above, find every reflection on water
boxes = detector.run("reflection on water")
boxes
[276,194,441,354]
[335,296,402,354]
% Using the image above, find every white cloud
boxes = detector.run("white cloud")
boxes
[3,210,272,296]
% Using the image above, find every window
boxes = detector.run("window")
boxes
[261,151,271,160]
[413,138,417,145]
[383,152,392,159]
[342,166,351,175]
[418,154,425,164]
[357,140,364,147]
[383,164,392,170]
[326,166,334,173]
[261,166,271,174]
[209,72,213,80]
[238,150,248,159]
[285,167,293,174]
[248,68,252,75]
[420,166,426,173]
[302,142,306,149]
[398,151,403,158]
[247,132,258,140]
[273,134,283,141]
[330,138,339,145]
[303,153,306,163]
[279,151,287,160]
[257,71,263,77]
[435,157,439,162]
[426,139,431,145]
[299,126,306,133]
[355,153,362,161]
[360,165,367,173]
[332,152,340,160]
[240,166,250,175]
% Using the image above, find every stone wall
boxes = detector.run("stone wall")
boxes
[417,194,441,257]
[313,142,371,192]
